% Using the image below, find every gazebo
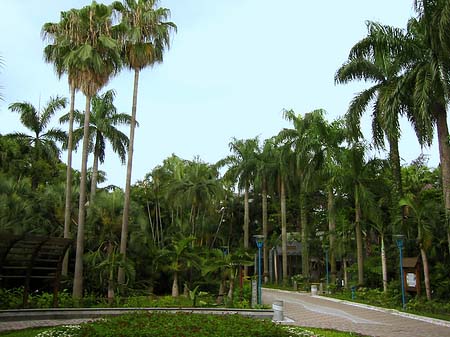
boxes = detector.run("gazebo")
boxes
[0,233,72,307]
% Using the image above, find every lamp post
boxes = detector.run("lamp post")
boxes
[394,234,406,310]
[254,235,264,305]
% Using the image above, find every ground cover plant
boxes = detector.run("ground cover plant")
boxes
[326,286,450,321]
[0,313,368,337]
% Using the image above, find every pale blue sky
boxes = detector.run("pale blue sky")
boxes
[0,1,439,187]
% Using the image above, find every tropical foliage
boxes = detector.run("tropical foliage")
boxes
[1,0,449,315]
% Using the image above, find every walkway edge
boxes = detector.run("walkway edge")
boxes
[262,288,450,328]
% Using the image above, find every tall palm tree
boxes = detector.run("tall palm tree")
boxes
[42,9,83,275]
[218,138,259,265]
[318,118,346,283]
[63,2,122,300]
[341,142,379,286]
[113,0,177,285]
[8,96,67,189]
[335,21,407,219]
[278,109,328,280]
[61,89,131,204]
[256,138,278,283]
[398,0,450,255]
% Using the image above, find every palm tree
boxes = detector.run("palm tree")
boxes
[400,160,442,300]
[278,109,329,280]
[398,1,450,255]
[113,0,177,285]
[218,137,259,273]
[42,9,83,275]
[170,158,222,241]
[255,138,278,283]
[61,89,130,204]
[341,142,379,286]
[318,118,346,283]
[8,96,67,189]
[63,2,122,300]
[270,136,293,283]
[335,21,407,220]
[158,235,199,297]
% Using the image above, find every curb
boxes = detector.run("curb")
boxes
[0,307,273,322]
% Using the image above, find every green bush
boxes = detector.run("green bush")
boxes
[78,313,292,337]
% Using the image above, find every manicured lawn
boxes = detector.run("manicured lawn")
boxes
[0,313,368,337]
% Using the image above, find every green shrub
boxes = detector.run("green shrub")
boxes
[78,312,291,337]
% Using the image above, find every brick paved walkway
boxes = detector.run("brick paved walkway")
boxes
[263,288,450,337]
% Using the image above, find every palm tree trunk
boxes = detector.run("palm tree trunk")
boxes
[89,142,100,205]
[107,241,115,305]
[119,69,139,284]
[381,234,387,293]
[435,106,450,256]
[355,186,364,286]
[343,257,348,289]
[262,178,269,284]
[73,94,92,300]
[327,187,336,283]
[300,191,309,279]
[228,268,235,300]
[62,84,76,277]
[281,178,288,283]
[243,185,249,277]
[172,271,179,297]
[420,245,431,300]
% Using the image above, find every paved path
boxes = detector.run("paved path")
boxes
[0,318,96,333]
[263,288,450,337]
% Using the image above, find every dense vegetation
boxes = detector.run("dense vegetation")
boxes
[1,0,450,316]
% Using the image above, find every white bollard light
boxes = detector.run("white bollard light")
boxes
[272,300,284,321]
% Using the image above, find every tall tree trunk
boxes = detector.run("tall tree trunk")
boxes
[435,106,450,256]
[107,241,115,305]
[300,190,309,279]
[262,178,269,284]
[327,187,336,283]
[73,94,92,300]
[89,139,100,205]
[343,257,348,289]
[355,186,364,286]
[62,84,76,277]
[228,268,235,300]
[172,271,179,297]
[243,185,249,277]
[420,245,431,300]
[381,234,388,293]
[119,69,139,284]
[280,178,288,283]
[388,134,403,201]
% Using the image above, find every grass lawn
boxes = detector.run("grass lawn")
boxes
[0,313,367,337]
